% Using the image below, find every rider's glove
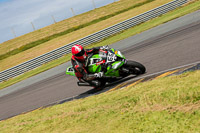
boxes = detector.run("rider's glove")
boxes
[100,45,109,50]
[94,72,104,78]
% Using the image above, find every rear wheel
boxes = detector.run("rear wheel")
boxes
[99,79,106,87]
[124,60,146,75]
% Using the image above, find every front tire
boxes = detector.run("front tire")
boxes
[124,60,146,75]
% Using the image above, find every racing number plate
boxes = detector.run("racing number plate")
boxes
[107,51,116,63]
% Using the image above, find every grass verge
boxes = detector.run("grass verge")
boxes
[0,0,200,90]
[1,70,200,132]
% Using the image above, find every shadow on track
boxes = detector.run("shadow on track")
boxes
[55,75,137,106]
[85,75,137,94]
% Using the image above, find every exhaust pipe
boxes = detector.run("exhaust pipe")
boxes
[77,82,91,86]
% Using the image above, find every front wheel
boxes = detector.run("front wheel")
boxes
[124,60,146,75]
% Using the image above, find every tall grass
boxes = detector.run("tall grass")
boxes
[1,70,200,132]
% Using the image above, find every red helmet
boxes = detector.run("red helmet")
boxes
[71,44,87,62]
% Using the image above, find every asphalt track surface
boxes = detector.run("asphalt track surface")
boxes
[1,11,200,120]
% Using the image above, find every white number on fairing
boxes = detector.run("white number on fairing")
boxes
[107,51,116,62]
[89,58,101,66]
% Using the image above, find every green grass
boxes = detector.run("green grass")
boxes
[0,0,155,61]
[1,70,200,132]
[0,0,199,90]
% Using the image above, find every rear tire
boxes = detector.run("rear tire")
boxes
[125,60,146,75]
[99,79,106,87]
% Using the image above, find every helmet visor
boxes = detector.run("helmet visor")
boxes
[75,53,87,62]
[74,49,85,57]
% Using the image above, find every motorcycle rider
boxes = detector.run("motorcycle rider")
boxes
[71,44,109,88]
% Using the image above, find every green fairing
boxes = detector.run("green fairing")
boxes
[105,61,124,77]
[66,66,75,76]
[66,48,126,77]
[117,53,125,59]
[88,65,101,73]
[88,54,102,73]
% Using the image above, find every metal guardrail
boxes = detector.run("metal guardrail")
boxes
[0,0,188,82]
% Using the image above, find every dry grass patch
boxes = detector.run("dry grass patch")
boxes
[0,0,147,55]
[0,0,172,71]
[135,102,200,112]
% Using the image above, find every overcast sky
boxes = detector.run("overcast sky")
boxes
[0,0,115,43]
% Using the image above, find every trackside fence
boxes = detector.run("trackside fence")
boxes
[0,0,188,82]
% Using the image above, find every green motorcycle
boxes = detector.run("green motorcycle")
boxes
[66,47,146,87]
